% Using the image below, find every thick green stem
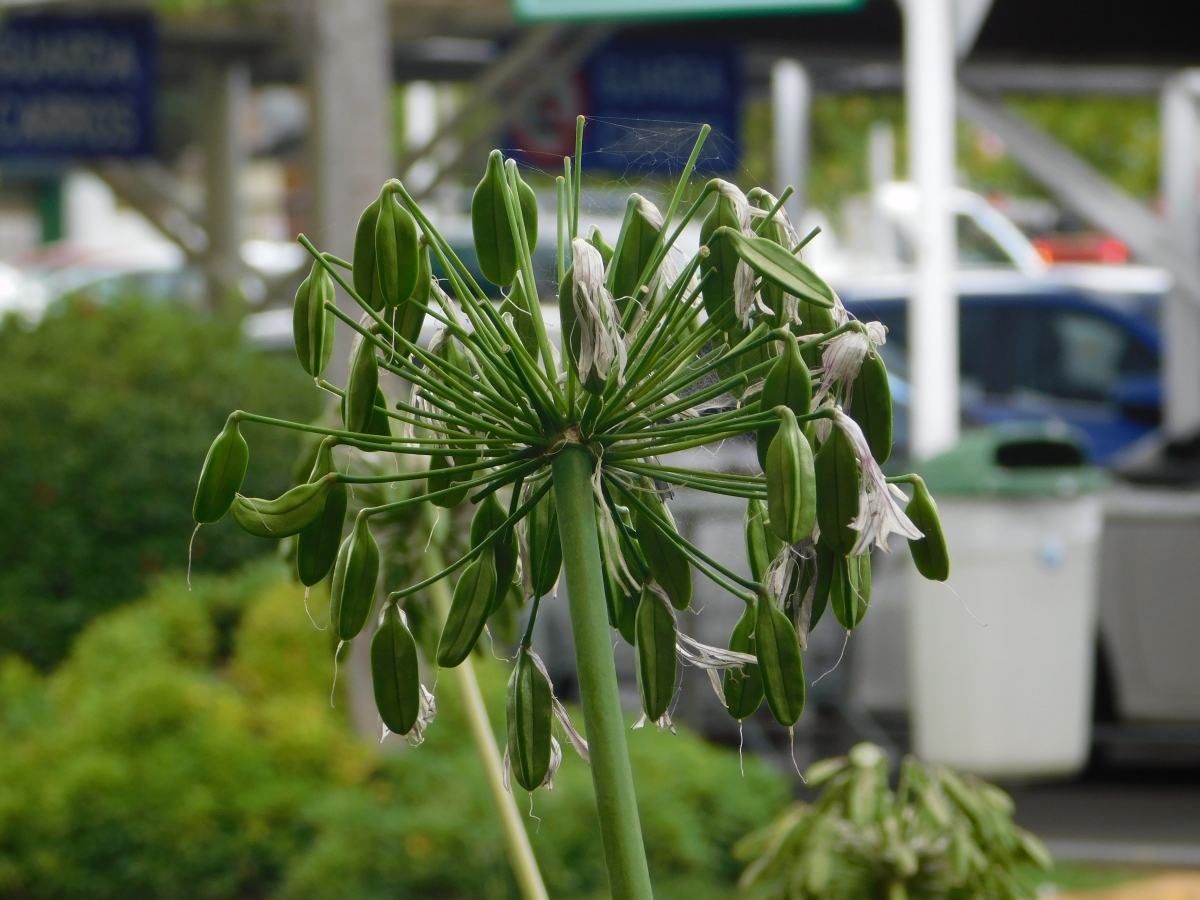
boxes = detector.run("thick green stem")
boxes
[552,446,654,900]
[424,548,550,900]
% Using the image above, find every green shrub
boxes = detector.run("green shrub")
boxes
[0,297,319,668]
[0,563,791,899]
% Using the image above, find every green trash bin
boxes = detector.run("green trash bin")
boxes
[908,422,1107,779]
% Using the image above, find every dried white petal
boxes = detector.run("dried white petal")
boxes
[832,409,923,554]
[542,737,563,790]
[712,181,758,328]
[404,684,437,746]
[676,631,757,670]
[553,698,590,765]
[568,238,625,388]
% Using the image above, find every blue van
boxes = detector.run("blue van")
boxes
[843,293,1161,465]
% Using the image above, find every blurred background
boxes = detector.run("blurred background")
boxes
[2,0,1200,897]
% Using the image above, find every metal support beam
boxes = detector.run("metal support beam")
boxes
[201,58,250,308]
[771,58,811,225]
[396,25,565,180]
[409,26,612,202]
[958,86,1200,303]
[953,0,993,60]
[905,0,960,460]
[91,160,209,261]
[1161,71,1200,436]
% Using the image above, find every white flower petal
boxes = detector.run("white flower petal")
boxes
[831,409,923,554]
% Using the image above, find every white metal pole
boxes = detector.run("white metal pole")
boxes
[1160,71,1200,438]
[905,0,959,460]
[772,58,811,226]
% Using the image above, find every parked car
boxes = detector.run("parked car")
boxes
[831,183,1168,464]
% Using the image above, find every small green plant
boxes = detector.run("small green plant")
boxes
[193,117,950,898]
[736,743,1052,900]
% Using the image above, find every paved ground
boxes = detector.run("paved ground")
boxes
[1009,766,1200,866]
[1056,874,1200,899]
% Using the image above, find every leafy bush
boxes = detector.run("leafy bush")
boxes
[0,563,791,899]
[0,297,319,667]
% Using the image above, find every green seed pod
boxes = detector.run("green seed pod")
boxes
[427,454,468,508]
[362,386,391,438]
[744,497,772,583]
[765,408,817,545]
[753,194,790,324]
[720,226,837,310]
[371,603,421,736]
[587,224,614,268]
[699,186,745,332]
[490,532,519,616]
[344,334,379,434]
[831,551,872,631]
[850,350,893,464]
[488,583,521,645]
[231,472,338,538]
[634,588,678,722]
[609,193,662,312]
[437,548,498,668]
[352,194,386,311]
[757,333,813,469]
[390,240,430,350]
[723,601,764,721]
[755,591,806,727]
[603,565,639,646]
[811,538,836,629]
[815,424,860,556]
[906,477,950,581]
[506,646,554,792]
[293,261,336,378]
[527,486,562,599]
[796,299,836,368]
[374,189,420,307]
[634,496,692,611]
[193,416,249,524]
[296,438,348,586]
[471,494,517,613]
[500,276,538,356]
[470,150,537,288]
[329,514,380,641]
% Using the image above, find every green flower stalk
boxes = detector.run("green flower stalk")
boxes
[192,117,951,900]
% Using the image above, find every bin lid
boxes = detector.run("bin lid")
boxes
[918,421,1108,498]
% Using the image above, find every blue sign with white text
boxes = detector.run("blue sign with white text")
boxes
[583,41,741,174]
[0,15,156,158]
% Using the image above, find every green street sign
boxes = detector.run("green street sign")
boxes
[513,0,863,23]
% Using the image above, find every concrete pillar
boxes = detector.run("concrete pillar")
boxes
[308,0,394,739]
[771,58,811,226]
[1160,71,1200,438]
[202,58,250,308]
[309,0,393,382]
[904,0,960,460]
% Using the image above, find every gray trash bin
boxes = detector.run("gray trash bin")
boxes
[908,422,1106,779]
